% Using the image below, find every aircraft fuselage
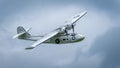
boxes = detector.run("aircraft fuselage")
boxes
[26,33,85,44]
[45,33,85,44]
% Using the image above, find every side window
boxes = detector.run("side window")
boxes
[63,38,69,41]
[63,39,66,41]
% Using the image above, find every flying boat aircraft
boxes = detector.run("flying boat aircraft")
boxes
[13,11,87,50]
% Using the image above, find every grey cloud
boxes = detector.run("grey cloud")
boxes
[0,0,119,25]
[61,25,120,68]
[90,26,120,68]
[0,0,43,24]
[0,0,26,22]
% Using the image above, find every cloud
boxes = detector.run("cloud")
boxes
[0,0,120,68]
[90,26,120,68]
[2,6,111,68]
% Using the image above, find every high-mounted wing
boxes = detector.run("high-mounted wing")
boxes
[25,30,59,50]
[66,11,87,25]
[72,11,87,24]
[58,11,87,33]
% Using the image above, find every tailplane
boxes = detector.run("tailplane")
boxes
[13,26,31,39]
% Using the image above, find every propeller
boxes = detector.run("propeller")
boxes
[65,28,69,36]
[71,24,76,37]
[72,24,75,33]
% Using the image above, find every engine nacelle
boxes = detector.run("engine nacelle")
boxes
[65,23,76,30]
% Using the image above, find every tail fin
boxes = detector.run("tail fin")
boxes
[14,26,31,39]
[17,26,26,34]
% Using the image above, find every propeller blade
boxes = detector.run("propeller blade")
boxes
[72,25,75,33]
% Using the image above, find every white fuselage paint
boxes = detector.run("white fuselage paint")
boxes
[27,33,85,44]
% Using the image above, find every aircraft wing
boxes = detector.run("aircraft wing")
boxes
[25,30,59,50]
[66,11,87,25]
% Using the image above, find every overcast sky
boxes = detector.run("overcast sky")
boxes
[0,0,120,68]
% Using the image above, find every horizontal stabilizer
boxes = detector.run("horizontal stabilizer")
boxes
[13,32,25,39]
[13,26,32,39]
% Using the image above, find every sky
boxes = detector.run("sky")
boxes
[0,0,120,68]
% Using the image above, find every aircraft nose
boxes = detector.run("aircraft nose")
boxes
[81,36,85,40]
[78,34,85,41]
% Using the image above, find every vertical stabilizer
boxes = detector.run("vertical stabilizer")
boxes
[17,26,31,39]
